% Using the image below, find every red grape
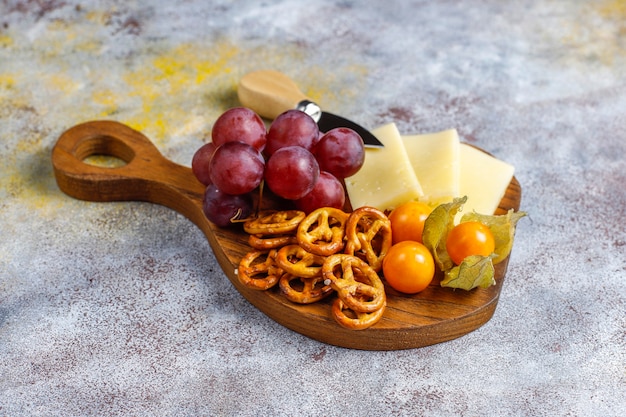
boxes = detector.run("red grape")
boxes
[202,184,253,227]
[265,110,320,156]
[314,127,365,179]
[295,171,345,213]
[265,146,320,200]
[211,107,267,151]
[191,142,217,186]
[209,141,265,195]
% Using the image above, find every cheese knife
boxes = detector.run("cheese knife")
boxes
[237,70,384,148]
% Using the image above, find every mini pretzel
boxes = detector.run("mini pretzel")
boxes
[237,249,282,290]
[322,254,385,313]
[275,244,327,278]
[248,233,298,250]
[297,207,349,256]
[344,206,392,272]
[331,297,385,330]
[279,273,334,304]
[243,210,306,235]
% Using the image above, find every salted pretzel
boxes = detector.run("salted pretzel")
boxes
[344,206,392,272]
[248,233,298,250]
[275,244,327,278]
[279,273,334,304]
[297,207,349,256]
[243,210,306,235]
[322,254,385,313]
[237,249,283,291]
[331,297,385,330]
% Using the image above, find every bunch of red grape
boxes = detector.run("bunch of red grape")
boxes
[192,107,365,227]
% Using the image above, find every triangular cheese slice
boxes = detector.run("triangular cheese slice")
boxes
[345,123,423,211]
[401,129,460,206]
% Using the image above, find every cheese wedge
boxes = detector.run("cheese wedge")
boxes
[458,143,515,217]
[401,129,460,206]
[345,123,423,211]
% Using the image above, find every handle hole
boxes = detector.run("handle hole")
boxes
[73,135,135,168]
[83,154,127,168]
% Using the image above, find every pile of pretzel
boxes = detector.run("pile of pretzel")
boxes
[236,206,392,330]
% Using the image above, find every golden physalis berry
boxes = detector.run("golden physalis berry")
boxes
[388,201,433,244]
[382,241,435,294]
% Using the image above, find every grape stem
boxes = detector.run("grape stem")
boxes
[256,180,265,218]
[229,181,265,224]
[229,208,244,223]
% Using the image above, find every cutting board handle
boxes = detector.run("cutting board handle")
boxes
[51,120,208,227]
[238,70,311,120]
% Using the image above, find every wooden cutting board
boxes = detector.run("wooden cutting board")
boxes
[51,120,522,350]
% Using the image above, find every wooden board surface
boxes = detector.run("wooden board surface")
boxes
[51,120,522,350]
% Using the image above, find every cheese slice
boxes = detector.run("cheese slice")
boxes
[401,129,460,206]
[345,123,423,211]
[457,143,515,217]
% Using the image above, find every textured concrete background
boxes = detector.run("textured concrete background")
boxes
[1,1,625,416]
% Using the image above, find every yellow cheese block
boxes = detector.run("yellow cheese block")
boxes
[458,143,515,216]
[345,123,423,211]
[401,129,460,206]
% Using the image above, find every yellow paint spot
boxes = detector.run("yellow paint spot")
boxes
[560,0,626,66]
[85,10,111,25]
[30,19,82,58]
[121,40,239,142]
[0,73,16,89]
[45,73,81,95]
[92,89,120,117]
[48,19,75,35]
[599,0,626,17]
[0,34,13,48]
[74,38,103,54]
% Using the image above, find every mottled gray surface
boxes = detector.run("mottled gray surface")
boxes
[1,1,625,416]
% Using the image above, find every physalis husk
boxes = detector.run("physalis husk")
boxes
[423,196,526,291]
